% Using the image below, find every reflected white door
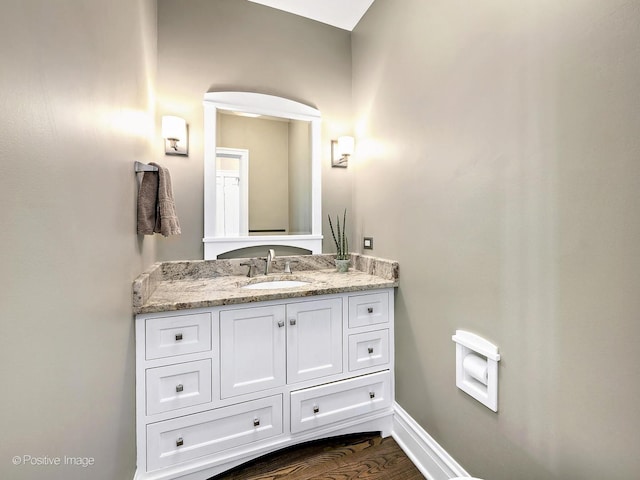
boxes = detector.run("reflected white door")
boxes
[215,148,249,236]
[216,171,240,236]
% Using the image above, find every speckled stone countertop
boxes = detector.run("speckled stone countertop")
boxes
[133,254,399,314]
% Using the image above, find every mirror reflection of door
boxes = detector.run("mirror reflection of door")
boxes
[215,148,249,236]
[217,112,312,236]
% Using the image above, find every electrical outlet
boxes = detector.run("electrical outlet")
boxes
[363,237,373,250]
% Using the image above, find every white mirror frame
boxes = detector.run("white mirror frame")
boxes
[203,91,323,259]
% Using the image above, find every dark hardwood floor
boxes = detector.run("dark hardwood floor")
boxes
[209,433,424,480]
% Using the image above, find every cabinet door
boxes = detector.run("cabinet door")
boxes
[287,298,343,384]
[220,305,286,398]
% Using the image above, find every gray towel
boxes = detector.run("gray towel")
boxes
[137,168,158,235]
[136,163,181,236]
[151,162,181,237]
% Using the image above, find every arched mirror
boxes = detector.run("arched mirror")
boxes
[203,92,322,259]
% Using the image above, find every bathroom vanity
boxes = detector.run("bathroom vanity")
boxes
[132,254,398,480]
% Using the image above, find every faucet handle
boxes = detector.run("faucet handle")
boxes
[240,261,256,278]
[284,260,299,274]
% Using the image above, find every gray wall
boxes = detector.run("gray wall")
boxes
[352,1,640,479]
[0,1,157,479]
[156,0,354,261]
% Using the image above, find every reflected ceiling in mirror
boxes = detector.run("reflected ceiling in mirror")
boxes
[203,92,322,260]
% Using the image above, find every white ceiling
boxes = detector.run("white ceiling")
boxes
[247,0,375,31]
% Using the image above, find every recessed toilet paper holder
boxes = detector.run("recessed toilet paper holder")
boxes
[452,330,501,412]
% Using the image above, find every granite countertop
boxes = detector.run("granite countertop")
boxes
[133,254,399,314]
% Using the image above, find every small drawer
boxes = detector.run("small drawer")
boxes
[145,312,211,360]
[348,330,390,372]
[146,395,283,471]
[146,360,212,415]
[348,292,389,328]
[290,371,391,434]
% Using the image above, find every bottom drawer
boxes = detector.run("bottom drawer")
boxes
[146,395,283,471]
[290,371,391,434]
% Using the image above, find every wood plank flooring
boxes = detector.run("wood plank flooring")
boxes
[209,433,424,480]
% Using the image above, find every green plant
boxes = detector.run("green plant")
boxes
[328,209,349,260]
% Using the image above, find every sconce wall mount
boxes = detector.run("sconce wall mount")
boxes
[331,136,354,168]
[162,115,188,156]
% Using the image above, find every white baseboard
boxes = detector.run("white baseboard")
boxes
[392,402,471,480]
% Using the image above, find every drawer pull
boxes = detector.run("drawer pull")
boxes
[289,319,297,326]
[313,405,319,414]
[368,347,374,354]
[367,307,374,314]
[175,384,184,393]
[176,437,184,447]
[369,391,376,399]
[277,320,285,328]
[253,418,260,427]
[175,333,183,341]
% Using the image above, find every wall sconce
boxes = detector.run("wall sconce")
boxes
[331,136,354,168]
[161,115,188,156]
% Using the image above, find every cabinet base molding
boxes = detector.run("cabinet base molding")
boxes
[134,410,393,480]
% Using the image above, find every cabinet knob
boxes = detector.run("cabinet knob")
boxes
[176,437,184,447]
[176,384,184,393]
[253,418,260,427]
[313,405,319,414]
[368,347,374,354]
[369,391,376,399]
[175,333,183,341]
[277,320,285,328]
[367,307,374,314]
[289,319,297,326]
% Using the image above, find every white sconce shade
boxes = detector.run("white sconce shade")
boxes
[331,135,354,168]
[161,115,188,156]
[337,136,355,156]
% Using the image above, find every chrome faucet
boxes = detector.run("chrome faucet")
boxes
[264,249,276,275]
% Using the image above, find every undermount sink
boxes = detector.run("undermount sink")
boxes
[241,279,310,290]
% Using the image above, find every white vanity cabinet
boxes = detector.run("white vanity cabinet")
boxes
[134,288,394,480]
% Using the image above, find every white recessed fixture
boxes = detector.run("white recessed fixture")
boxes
[452,330,501,412]
[248,0,375,31]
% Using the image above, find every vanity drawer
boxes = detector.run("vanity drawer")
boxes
[290,371,391,434]
[348,329,390,372]
[348,292,389,328]
[146,360,212,416]
[145,312,211,360]
[146,395,283,471]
